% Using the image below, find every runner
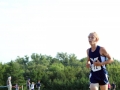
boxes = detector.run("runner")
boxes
[86,32,114,90]
[7,76,12,90]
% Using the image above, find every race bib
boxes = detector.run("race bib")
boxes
[91,64,101,72]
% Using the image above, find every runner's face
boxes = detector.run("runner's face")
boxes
[88,33,97,45]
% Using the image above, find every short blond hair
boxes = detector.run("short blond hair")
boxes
[89,32,99,42]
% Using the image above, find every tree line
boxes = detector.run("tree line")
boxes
[0,52,120,90]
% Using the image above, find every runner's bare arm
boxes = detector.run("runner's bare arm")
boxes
[100,47,114,65]
[86,49,90,68]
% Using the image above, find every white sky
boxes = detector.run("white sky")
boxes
[0,0,120,63]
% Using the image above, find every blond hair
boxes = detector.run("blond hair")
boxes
[8,76,11,80]
[89,32,99,42]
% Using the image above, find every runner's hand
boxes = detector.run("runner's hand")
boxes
[93,60,102,66]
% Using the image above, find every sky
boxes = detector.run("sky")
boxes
[0,0,120,63]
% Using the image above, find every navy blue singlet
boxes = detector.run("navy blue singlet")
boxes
[88,45,109,85]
